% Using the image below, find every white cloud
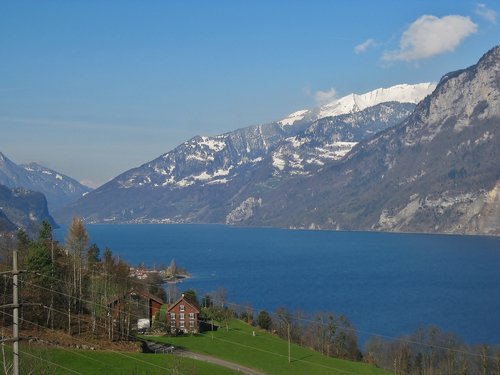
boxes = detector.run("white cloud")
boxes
[476,3,497,24]
[314,88,337,106]
[383,15,478,62]
[354,38,376,54]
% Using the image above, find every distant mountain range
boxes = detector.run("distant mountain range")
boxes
[57,80,434,225]
[0,152,91,212]
[57,46,500,235]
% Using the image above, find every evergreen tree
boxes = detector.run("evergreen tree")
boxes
[257,310,272,331]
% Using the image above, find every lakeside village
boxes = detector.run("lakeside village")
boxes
[129,259,190,283]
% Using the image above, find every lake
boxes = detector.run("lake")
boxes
[54,224,500,346]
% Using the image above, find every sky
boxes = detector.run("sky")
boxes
[1,1,498,188]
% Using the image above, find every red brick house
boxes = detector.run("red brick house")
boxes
[167,294,200,333]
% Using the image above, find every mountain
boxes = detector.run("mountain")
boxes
[57,83,435,224]
[0,184,57,234]
[238,46,500,235]
[269,102,416,178]
[0,153,91,212]
[278,82,436,125]
[0,209,17,233]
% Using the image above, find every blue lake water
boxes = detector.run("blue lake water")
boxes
[54,224,500,345]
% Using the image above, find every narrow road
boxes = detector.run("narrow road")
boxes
[143,341,266,375]
[177,349,266,375]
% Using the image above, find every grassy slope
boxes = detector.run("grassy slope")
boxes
[146,319,392,375]
[1,346,239,375]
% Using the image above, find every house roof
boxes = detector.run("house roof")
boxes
[167,295,200,314]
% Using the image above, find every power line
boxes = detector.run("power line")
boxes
[4,274,499,375]
[0,309,112,369]
[6,267,499,364]
[31,263,494,361]
[2,277,384,375]
[13,273,500,362]
[0,304,188,375]
[197,331,363,375]
[19,349,83,374]
[212,299,500,361]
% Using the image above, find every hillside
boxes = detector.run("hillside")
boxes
[147,319,391,375]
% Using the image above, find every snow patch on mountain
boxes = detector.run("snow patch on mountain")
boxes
[278,110,309,127]
[318,83,436,118]
[198,136,227,152]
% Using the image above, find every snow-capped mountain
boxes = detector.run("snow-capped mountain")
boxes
[278,83,436,127]
[238,47,500,235]
[58,82,436,224]
[0,152,92,212]
[270,102,415,177]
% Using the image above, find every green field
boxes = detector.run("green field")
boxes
[145,319,392,375]
[1,346,239,374]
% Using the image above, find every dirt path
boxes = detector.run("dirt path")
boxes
[144,341,266,375]
[177,349,267,375]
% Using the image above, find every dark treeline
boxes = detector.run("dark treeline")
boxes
[365,326,500,375]
[0,218,166,341]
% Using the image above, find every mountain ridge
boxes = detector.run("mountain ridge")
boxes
[278,82,436,126]
[56,84,434,224]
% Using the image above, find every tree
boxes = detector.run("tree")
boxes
[38,220,53,242]
[257,310,272,331]
[86,243,100,267]
[477,344,490,375]
[147,272,167,301]
[183,289,200,310]
[168,259,177,276]
[16,228,30,266]
[201,294,212,309]
[25,240,53,325]
[65,217,89,335]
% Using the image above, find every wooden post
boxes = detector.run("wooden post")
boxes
[12,250,19,375]
[287,322,291,363]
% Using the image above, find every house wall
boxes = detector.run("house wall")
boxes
[168,299,199,333]
[150,300,162,321]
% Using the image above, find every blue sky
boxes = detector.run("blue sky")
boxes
[1,1,498,187]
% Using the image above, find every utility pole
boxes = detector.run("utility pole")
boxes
[287,322,291,363]
[0,250,25,375]
[12,250,19,375]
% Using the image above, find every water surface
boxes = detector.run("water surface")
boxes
[54,224,500,345]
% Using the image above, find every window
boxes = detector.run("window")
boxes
[189,320,195,327]
[170,320,175,327]
[180,305,185,312]
[180,321,185,328]
[180,313,185,320]
[189,313,194,319]
[170,313,176,320]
